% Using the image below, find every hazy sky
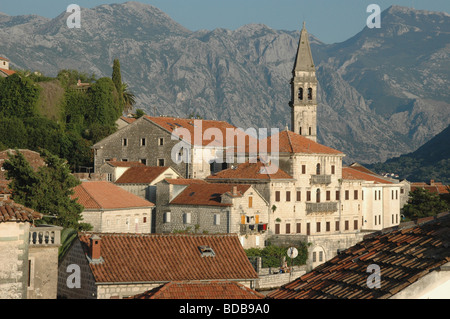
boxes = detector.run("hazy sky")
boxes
[2,0,449,43]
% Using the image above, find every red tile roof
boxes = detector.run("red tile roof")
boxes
[145,116,258,150]
[0,69,16,76]
[206,159,293,181]
[0,199,42,223]
[170,183,252,207]
[342,167,393,184]
[268,213,450,299]
[0,57,10,61]
[115,166,172,184]
[78,233,258,283]
[106,161,145,168]
[72,181,154,210]
[264,130,343,155]
[411,181,449,195]
[119,116,137,124]
[129,281,264,299]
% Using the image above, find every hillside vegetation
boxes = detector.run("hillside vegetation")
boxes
[0,66,126,170]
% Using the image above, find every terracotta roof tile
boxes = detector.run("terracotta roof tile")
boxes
[78,233,258,283]
[268,213,450,299]
[0,199,42,223]
[170,183,252,207]
[128,281,264,299]
[115,166,171,184]
[264,130,343,155]
[72,181,154,210]
[0,69,16,76]
[145,116,258,150]
[119,116,137,124]
[342,167,393,184]
[206,159,293,181]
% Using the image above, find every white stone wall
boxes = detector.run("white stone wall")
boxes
[81,207,153,233]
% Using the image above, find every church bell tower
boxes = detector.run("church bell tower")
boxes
[290,22,318,142]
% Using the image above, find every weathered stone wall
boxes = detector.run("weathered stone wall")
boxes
[0,222,30,299]
[27,246,59,299]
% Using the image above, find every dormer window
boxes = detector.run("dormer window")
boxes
[199,246,215,257]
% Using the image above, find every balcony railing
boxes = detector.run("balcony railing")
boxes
[240,223,268,235]
[310,174,332,185]
[306,202,338,214]
[29,225,62,246]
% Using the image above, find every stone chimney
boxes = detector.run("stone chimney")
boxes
[90,235,102,261]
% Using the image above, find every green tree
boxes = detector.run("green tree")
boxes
[0,73,40,118]
[111,59,124,111]
[402,187,448,220]
[3,149,91,231]
[134,108,145,119]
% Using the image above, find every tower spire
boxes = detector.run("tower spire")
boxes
[290,21,318,142]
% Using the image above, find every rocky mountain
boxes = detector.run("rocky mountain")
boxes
[0,2,449,164]
[368,124,450,183]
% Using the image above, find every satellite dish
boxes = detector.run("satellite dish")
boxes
[287,247,298,259]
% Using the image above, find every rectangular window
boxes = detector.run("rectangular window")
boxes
[392,214,394,224]
[143,217,147,223]
[336,191,340,201]
[286,223,291,234]
[307,223,311,235]
[141,138,146,146]
[140,159,147,165]
[375,216,377,225]
[331,165,335,175]
[345,220,349,230]
[379,215,381,225]
[396,190,398,200]
[326,221,330,232]
[286,191,291,202]
[362,190,364,200]
[164,212,171,223]
[275,224,280,235]
[296,223,301,233]
[296,191,301,201]
[316,222,321,233]
[158,138,164,146]
[326,191,331,201]
[107,173,112,182]
[121,158,128,162]
[307,191,311,202]
[313,252,317,262]
[275,191,280,202]
[302,165,306,174]
[157,159,165,167]
[354,190,358,200]
[319,251,323,262]
[122,138,128,146]
[183,212,191,224]
[214,214,221,225]
[335,221,340,231]
[345,190,349,200]
[248,196,253,208]
[354,220,358,230]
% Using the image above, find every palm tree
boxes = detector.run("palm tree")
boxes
[121,82,136,113]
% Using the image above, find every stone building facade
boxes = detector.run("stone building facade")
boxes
[155,179,269,249]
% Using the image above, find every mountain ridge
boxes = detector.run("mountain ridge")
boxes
[0,2,448,165]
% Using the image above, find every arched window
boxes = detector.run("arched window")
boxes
[316,163,321,175]
[298,87,303,100]
[308,88,313,100]
[316,189,321,203]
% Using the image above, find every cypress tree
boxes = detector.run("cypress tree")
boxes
[111,59,124,112]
